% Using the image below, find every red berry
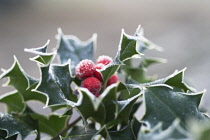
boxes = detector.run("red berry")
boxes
[96,55,112,65]
[82,77,102,94]
[76,59,95,80]
[93,63,105,81]
[94,93,100,97]
[107,75,119,87]
[95,63,105,69]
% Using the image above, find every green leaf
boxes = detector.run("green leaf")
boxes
[56,28,96,73]
[129,102,142,121]
[64,123,97,140]
[24,40,55,65]
[124,67,155,83]
[0,57,46,103]
[67,83,135,126]
[141,58,166,68]
[68,84,118,125]
[107,123,137,140]
[116,88,142,124]
[0,112,37,139]
[117,29,142,62]
[0,91,26,114]
[139,69,196,93]
[134,25,163,53]
[72,88,106,125]
[121,57,166,84]
[35,61,76,107]
[0,130,18,140]
[142,85,207,130]
[101,62,121,88]
[138,119,191,140]
[101,27,145,86]
[164,68,196,92]
[31,114,69,137]
[96,122,139,140]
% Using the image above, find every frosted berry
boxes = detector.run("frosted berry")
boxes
[75,59,96,80]
[96,55,112,65]
[95,63,105,70]
[82,77,102,94]
[107,75,119,87]
[93,63,105,81]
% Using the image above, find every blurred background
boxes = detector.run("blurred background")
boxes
[0,0,210,113]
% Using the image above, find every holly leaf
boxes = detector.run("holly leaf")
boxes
[142,84,208,130]
[139,68,196,93]
[63,123,97,140]
[0,91,26,114]
[24,40,55,65]
[141,58,166,68]
[138,119,191,140]
[96,120,141,140]
[164,68,196,92]
[56,28,96,73]
[134,25,163,53]
[116,88,142,124]
[35,61,76,107]
[129,102,142,121]
[67,84,118,125]
[101,28,145,86]
[0,57,46,103]
[31,114,69,137]
[0,130,18,140]
[117,29,143,62]
[122,57,166,84]
[0,113,37,139]
[75,90,106,125]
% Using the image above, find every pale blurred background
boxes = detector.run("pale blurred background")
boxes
[0,0,210,113]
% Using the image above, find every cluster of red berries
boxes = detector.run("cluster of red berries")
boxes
[75,55,119,97]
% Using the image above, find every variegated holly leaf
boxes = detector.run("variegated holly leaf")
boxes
[0,112,37,139]
[0,90,26,114]
[34,61,76,107]
[24,40,56,65]
[56,28,96,74]
[142,84,208,130]
[0,57,46,103]
[138,119,191,140]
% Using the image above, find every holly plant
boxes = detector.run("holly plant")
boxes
[0,26,209,140]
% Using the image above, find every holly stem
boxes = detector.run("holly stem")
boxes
[51,116,82,140]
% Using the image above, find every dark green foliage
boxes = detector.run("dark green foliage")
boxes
[0,26,209,140]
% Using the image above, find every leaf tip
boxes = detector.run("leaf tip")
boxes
[57,27,63,34]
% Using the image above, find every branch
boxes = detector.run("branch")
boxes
[51,116,82,140]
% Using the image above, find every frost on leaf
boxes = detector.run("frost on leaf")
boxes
[56,28,96,74]
[35,61,76,107]
[0,57,46,103]
[24,40,56,65]
[142,84,208,130]
[0,113,37,139]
